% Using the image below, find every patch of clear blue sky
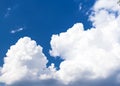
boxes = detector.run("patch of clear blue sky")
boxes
[0,0,95,68]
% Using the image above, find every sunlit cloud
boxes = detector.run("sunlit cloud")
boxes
[1,0,120,86]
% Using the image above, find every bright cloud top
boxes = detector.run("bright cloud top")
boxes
[1,0,120,86]
[10,28,24,34]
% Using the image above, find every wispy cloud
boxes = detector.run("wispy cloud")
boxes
[79,3,82,11]
[4,5,18,18]
[4,7,12,18]
[10,28,24,34]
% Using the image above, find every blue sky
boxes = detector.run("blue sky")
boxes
[1,0,120,86]
[0,0,95,66]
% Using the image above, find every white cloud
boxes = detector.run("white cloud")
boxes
[49,23,120,84]
[89,0,120,28]
[10,28,24,34]
[0,37,54,85]
[0,67,2,75]
[50,0,120,84]
[1,0,120,86]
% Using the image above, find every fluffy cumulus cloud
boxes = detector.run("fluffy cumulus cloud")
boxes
[50,23,120,84]
[0,37,55,85]
[50,0,120,85]
[1,0,120,86]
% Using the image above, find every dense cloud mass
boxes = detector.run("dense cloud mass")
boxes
[0,37,53,85]
[1,0,120,86]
